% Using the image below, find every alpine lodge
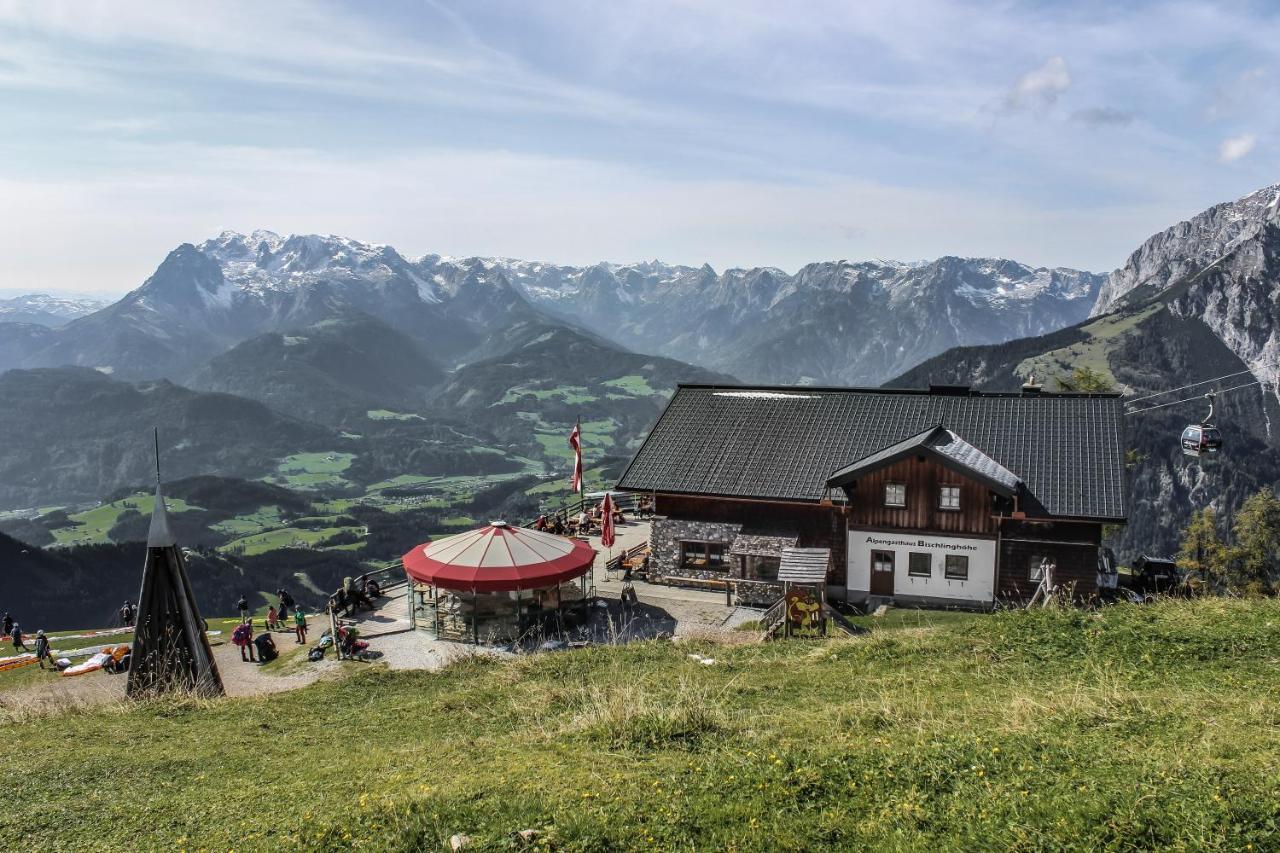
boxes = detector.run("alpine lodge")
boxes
[616,382,1128,610]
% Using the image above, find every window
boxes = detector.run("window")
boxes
[944,554,969,580]
[745,554,780,581]
[908,552,932,578]
[939,485,962,510]
[871,550,895,573]
[884,483,906,507]
[680,541,727,572]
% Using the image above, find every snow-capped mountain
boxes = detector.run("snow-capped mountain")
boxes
[1093,183,1280,315]
[0,294,107,327]
[2,231,537,378]
[0,230,1101,385]
[501,255,1103,385]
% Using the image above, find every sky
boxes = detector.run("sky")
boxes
[0,0,1277,294]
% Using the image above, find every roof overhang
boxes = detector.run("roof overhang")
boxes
[827,426,1021,498]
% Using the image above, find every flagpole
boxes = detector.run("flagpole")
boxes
[577,415,584,509]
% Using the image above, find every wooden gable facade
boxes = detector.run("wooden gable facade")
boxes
[840,454,1002,537]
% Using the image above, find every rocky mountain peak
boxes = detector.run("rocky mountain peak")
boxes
[1093,183,1280,315]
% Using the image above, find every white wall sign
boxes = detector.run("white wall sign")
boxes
[847,529,997,604]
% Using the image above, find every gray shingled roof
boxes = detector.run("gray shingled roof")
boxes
[617,384,1127,521]
[828,425,1021,495]
[778,547,831,583]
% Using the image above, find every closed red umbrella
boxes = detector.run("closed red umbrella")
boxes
[402,522,596,592]
[600,493,616,548]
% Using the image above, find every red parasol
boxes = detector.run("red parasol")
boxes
[402,522,596,592]
[600,493,616,548]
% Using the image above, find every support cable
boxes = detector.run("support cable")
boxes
[1123,369,1256,404]
[1124,380,1264,416]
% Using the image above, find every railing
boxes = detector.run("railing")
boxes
[523,492,652,531]
[759,598,786,640]
[603,542,651,580]
[326,563,406,615]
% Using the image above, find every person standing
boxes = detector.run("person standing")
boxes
[34,630,54,670]
[293,606,307,645]
[266,605,279,631]
[2,612,12,638]
[232,622,255,662]
[237,595,250,625]
[121,601,135,628]
[278,588,296,615]
[10,623,27,652]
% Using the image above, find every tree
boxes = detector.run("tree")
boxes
[1230,489,1280,593]
[1059,366,1115,393]
[1176,507,1229,592]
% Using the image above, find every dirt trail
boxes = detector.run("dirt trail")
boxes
[0,627,340,716]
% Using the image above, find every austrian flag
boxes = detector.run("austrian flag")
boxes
[568,421,582,492]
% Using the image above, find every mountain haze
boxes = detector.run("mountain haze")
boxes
[0,231,1103,389]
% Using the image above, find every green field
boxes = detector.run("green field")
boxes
[209,504,289,537]
[1015,303,1162,391]
[366,409,424,421]
[264,452,357,490]
[4,598,1280,850]
[498,384,599,406]
[220,524,362,556]
[48,493,200,546]
[603,374,657,397]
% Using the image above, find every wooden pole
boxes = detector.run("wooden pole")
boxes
[472,591,479,645]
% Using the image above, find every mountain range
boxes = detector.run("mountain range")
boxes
[0,230,1101,387]
[0,293,106,327]
[5,182,1280,569]
[511,256,1103,385]
[897,182,1280,559]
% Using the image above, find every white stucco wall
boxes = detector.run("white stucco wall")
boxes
[847,529,997,604]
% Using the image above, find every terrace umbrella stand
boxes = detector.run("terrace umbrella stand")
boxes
[402,521,597,645]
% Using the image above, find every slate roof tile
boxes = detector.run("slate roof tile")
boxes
[617,384,1127,521]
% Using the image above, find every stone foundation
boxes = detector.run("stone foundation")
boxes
[649,516,741,583]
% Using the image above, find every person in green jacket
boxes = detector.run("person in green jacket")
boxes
[293,606,307,645]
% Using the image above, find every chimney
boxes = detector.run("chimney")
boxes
[1021,373,1043,395]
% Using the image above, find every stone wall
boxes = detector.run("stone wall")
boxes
[649,516,742,581]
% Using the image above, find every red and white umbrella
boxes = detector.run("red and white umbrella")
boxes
[600,493,616,549]
[402,522,596,592]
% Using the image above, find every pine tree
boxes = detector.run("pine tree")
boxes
[1059,366,1115,393]
[1176,507,1228,593]
[1230,489,1280,593]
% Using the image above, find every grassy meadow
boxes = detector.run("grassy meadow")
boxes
[3,598,1279,851]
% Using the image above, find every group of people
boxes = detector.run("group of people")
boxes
[534,496,638,538]
[230,588,308,664]
[231,621,280,664]
[5,612,56,670]
[334,574,381,615]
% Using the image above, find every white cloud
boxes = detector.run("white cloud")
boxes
[1219,133,1257,163]
[1005,56,1072,111]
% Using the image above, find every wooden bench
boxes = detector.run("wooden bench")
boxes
[656,575,728,592]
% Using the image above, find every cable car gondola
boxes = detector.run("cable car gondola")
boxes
[1180,393,1223,458]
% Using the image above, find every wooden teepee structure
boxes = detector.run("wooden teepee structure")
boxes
[126,432,224,698]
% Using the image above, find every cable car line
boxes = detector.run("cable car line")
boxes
[1124,380,1263,416]
[1123,369,1256,404]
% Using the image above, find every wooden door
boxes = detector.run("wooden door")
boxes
[870,550,895,596]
